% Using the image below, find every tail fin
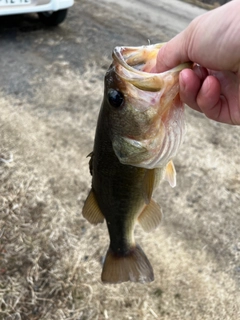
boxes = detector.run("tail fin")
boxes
[101,245,154,284]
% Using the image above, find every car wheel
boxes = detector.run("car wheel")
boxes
[38,9,68,26]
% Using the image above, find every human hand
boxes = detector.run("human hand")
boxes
[153,0,240,125]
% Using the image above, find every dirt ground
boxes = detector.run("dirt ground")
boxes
[0,0,239,319]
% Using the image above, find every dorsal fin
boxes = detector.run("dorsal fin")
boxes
[138,199,162,232]
[164,160,176,187]
[82,189,104,224]
[87,152,94,176]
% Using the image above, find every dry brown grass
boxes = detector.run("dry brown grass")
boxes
[1,60,240,320]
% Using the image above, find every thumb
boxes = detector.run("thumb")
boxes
[155,32,190,72]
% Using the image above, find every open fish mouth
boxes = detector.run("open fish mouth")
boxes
[107,42,192,169]
[112,43,192,92]
[113,43,163,74]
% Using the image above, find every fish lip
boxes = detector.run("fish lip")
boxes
[112,44,158,76]
[112,43,192,76]
[112,43,192,91]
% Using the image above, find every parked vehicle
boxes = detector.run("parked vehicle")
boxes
[0,0,74,25]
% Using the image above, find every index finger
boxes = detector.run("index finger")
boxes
[155,31,190,73]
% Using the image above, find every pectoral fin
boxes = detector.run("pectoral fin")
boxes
[82,189,104,225]
[138,199,162,232]
[164,160,176,187]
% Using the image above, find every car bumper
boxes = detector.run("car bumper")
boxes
[0,0,74,15]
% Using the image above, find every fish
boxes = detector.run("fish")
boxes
[82,42,192,284]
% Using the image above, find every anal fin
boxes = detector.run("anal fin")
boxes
[82,189,104,225]
[138,199,162,232]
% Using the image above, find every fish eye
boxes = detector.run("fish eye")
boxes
[107,89,124,108]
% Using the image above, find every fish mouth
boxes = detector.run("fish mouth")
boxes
[112,43,192,92]
[109,43,191,169]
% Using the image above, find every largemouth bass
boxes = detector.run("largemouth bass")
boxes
[82,43,191,284]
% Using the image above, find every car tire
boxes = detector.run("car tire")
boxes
[38,9,68,26]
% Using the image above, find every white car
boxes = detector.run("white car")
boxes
[0,0,74,25]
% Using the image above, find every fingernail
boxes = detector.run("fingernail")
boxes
[193,64,208,80]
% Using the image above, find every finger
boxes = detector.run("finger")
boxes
[197,72,240,124]
[214,71,240,124]
[179,68,203,112]
[155,32,190,72]
[196,76,221,121]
